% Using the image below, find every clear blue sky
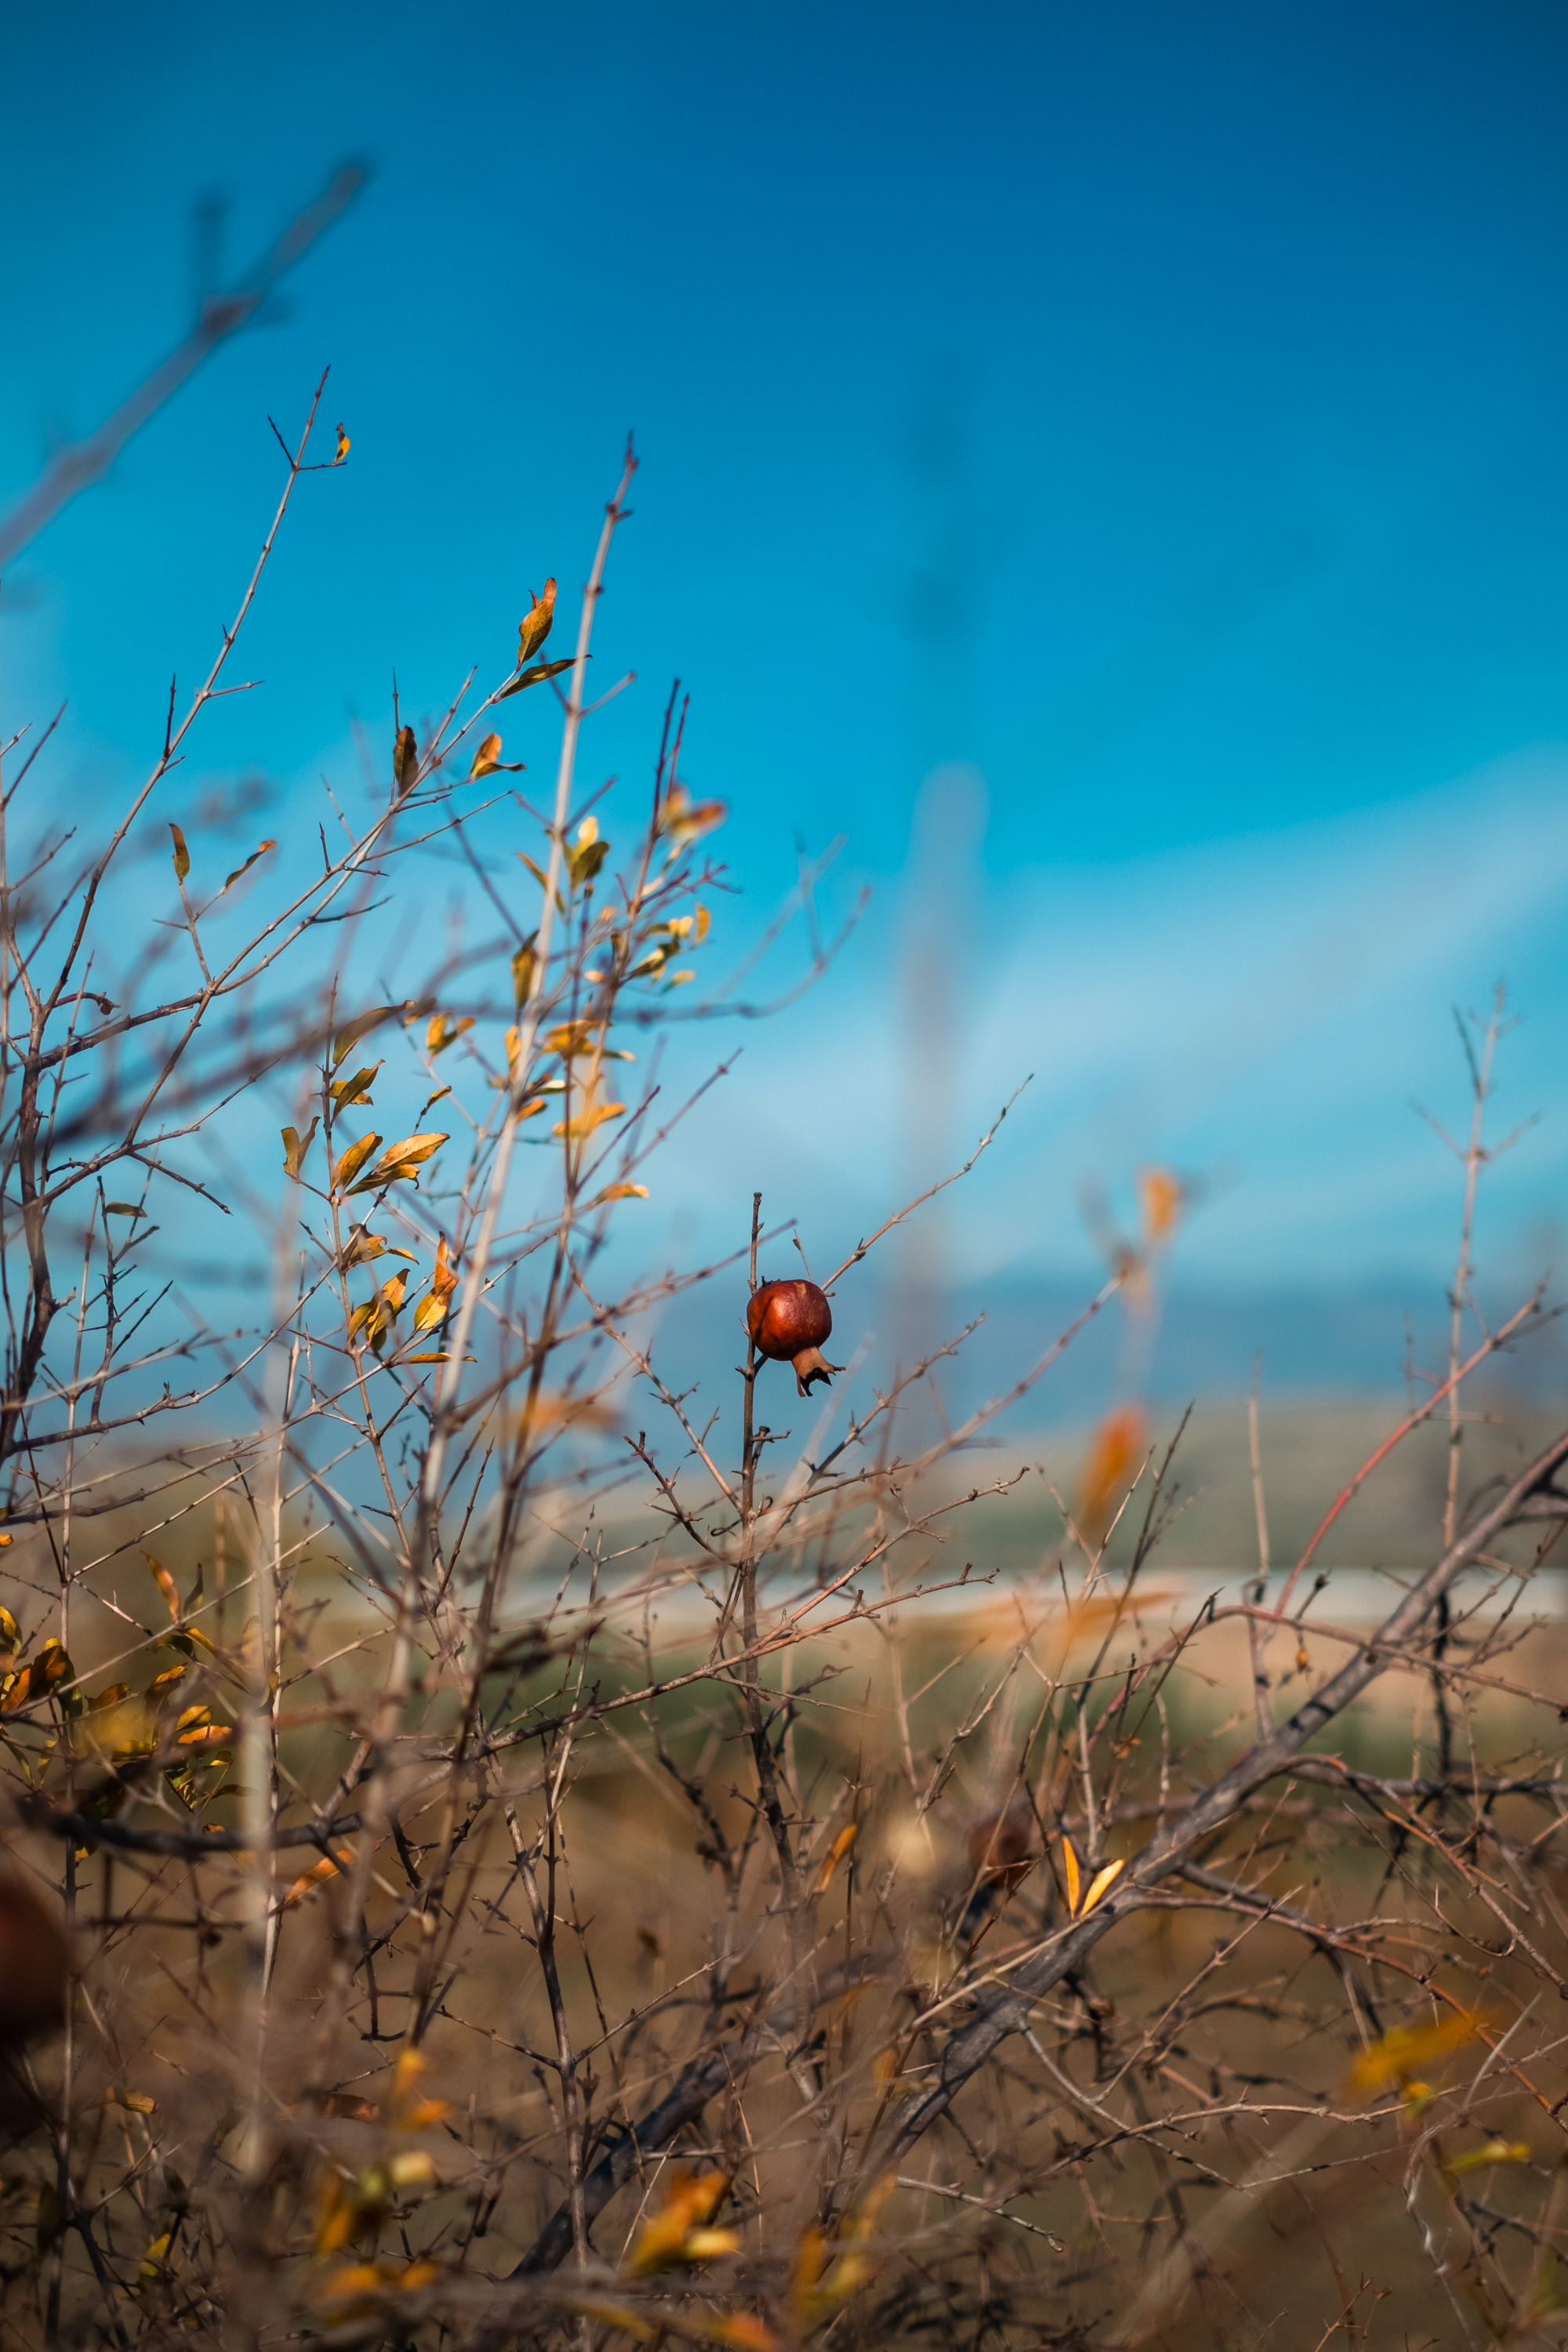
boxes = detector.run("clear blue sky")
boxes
[5,0,1568,1333]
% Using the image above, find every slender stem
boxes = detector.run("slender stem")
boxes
[416,446,637,1563]
[1246,1353,1272,1737]
[1444,996,1498,1552]
[45,1842,74,2344]
[738,1193,798,1907]
[740,1190,761,1527]
[1432,989,1501,1777]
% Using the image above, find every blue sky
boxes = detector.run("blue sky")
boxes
[5,0,1568,1344]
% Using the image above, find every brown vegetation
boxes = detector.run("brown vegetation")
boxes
[1,397,1566,2350]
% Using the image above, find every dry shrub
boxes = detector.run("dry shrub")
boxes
[2,391,1566,2352]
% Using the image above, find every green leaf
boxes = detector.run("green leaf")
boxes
[517,851,566,915]
[568,837,610,890]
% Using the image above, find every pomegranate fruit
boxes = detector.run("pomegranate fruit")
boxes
[746,1278,840,1397]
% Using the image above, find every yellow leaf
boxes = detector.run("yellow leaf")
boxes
[702,2317,777,2352]
[552,1102,625,1141]
[542,1019,631,1062]
[347,1131,448,1196]
[333,1133,382,1192]
[1080,1857,1125,1918]
[339,1229,416,1270]
[377,1271,409,1318]
[515,577,557,668]
[429,1235,458,1301]
[0,1610,16,1652]
[469,731,505,780]
[284,1847,354,1909]
[1077,1404,1146,1546]
[0,1536,10,1551]
[387,2149,436,2191]
[169,822,191,882]
[101,2086,156,2114]
[411,1238,458,1335]
[281,1118,318,1178]
[176,1717,233,1750]
[331,1063,380,1109]
[590,1183,648,1207]
[1061,1835,1081,1920]
[394,726,419,797]
[333,423,350,465]
[145,1553,180,1624]
[1348,2011,1487,2095]
[1141,1166,1183,1244]
[399,2098,451,2129]
[695,903,712,942]
[321,2262,382,2299]
[222,839,277,891]
[626,2169,731,2275]
[659,783,727,847]
[426,1012,474,1058]
[814,1822,858,1896]
[130,2229,172,2292]
[332,1006,405,1067]
[1449,2139,1532,2176]
[387,2048,428,2112]
[510,938,536,1007]
[682,2227,741,2262]
[816,2174,895,2308]
[792,2225,827,2328]
[542,1022,593,1057]
[11,1640,80,1717]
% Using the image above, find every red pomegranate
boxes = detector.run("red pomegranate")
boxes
[746,1278,840,1397]
[967,1807,1035,1896]
[959,1803,1037,1936]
